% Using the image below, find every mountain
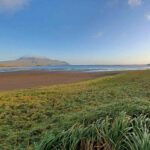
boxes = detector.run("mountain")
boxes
[0,56,69,67]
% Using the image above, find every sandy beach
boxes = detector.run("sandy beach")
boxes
[0,71,119,91]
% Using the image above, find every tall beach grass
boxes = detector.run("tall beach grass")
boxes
[39,112,150,150]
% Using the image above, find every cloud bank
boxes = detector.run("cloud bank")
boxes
[128,0,142,7]
[0,0,29,13]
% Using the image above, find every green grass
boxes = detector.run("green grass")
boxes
[0,70,150,150]
[39,112,150,150]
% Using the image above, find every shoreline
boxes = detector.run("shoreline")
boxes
[0,70,120,91]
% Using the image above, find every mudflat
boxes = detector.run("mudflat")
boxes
[0,71,119,91]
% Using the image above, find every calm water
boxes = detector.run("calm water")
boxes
[0,65,150,73]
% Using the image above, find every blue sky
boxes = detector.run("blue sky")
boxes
[0,0,150,64]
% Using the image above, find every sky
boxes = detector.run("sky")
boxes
[0,0,150,65]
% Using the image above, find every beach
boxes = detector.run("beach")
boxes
[0,70,119,91]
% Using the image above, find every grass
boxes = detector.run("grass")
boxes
[0,70,150,149]
[39,112,150,150]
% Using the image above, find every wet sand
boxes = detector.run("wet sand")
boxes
[0,71,119,91]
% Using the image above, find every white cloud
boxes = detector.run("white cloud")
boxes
[145,14,150,21]
[0,0,29,13]
[128,0,142,7]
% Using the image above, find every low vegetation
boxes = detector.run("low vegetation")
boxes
[39,112,150,150]
[0,70,150,149]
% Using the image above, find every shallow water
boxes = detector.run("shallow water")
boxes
[0,65,150,73]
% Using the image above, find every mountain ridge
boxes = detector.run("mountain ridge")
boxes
[0,56,69,67]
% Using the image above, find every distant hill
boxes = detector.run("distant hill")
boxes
[0,56,69,67]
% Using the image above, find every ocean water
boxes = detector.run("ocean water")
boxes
[0,65,150,73]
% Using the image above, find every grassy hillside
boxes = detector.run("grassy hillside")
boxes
[0,70,150,150]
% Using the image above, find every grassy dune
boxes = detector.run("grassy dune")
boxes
[0,70,150,150]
